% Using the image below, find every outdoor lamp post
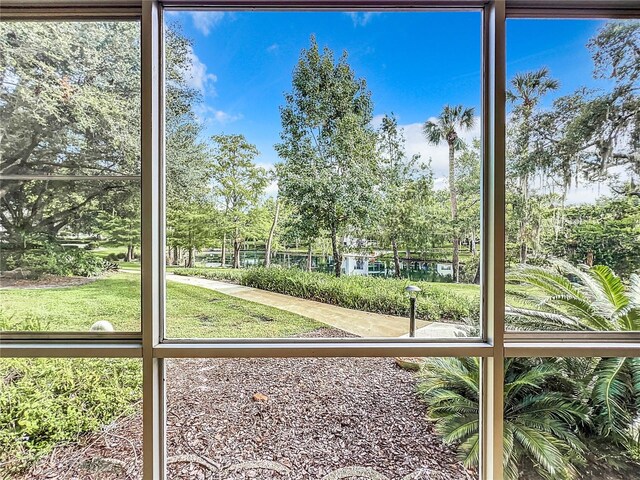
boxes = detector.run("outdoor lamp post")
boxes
[405,285,421,338]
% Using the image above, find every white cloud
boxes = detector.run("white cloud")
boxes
[266,43,279,53]
[370,114,385,129]
[181,46,217,94]
[189,12,224,36]
[213,110,243,124]
[194,104,242,126]
[345,12,380,27]
[400,116,482,186]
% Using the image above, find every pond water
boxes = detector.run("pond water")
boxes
[195,250,455,283]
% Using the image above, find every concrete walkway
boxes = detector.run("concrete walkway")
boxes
[166,273,462,338]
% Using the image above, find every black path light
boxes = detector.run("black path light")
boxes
[404,285,421,338]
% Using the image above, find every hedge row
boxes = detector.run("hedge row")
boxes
[173,267,479,323]
[173,267,245,283]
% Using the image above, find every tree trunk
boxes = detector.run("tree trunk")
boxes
[391,237,401,278]
[265,199,280,268]
[306,242,313,272]
[448,141,460,283]
[452,238,460,283]
[473,262,481,284]
[187,246,195,268]
[586,250,594,267]
[331,225,342,277]
[518,173,529,264]
[233,228,241,269]
[126,244,134,262]
[221,233,227,267]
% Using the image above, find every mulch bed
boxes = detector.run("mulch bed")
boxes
[0,275,96,289]
[12,329,476,480]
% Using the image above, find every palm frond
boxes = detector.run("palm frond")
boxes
[458,433,480,469]
[506,306,586,330]
[592,357,633,437]
[590,265,628,311]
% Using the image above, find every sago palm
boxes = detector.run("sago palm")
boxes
[423,105,475,283]
[506,260,640,440]
[417,357,589,480]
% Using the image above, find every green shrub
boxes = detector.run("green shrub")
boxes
[174,267,479,323]
[16,243,111,278]
[417,357,590,480]
[173,267,245,283]
[105,252,127,262]
[0,358,142,474]
[241,268,478,322]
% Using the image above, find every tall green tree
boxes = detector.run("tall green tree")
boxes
[164,26,210,210]
[456,140,482,282]
[95,197,141,262]
[507,68,559,264]
[377,113,424,277]
[0,22,140,246]
[423,105,475,282]
[210,134,267,269]
[0,22,207,253]
[275,36,378,277]
[167,201,218,268]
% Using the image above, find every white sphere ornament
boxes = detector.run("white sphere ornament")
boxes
[90,320,115,332]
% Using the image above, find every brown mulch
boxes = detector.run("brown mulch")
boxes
[0,275,96,289]
[12,329,476,480]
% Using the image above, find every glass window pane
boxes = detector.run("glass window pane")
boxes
[0,358,142,479]
[504,357,640,479]
[0,21,141,177]
[0,180,141,333]
[163,10,482,339]
[505,19,640,332]
[167,356,478,479]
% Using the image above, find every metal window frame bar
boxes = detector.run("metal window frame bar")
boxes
[0,175,141,181]
[479,2,504,478]
[153,341,493,358]
[161,0,489,9]
[506,0,640,18]
[141,2,166,479]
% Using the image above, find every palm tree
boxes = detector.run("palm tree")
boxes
[507,68,559,264]
[417,357,589,480]
[506,260,640,440]
[423,105,475,282]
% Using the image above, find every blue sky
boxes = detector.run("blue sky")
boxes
[165,11,610,199]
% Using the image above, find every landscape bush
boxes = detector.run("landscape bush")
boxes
[13,243,113,278]
[173,267,246,283]
[0,357,142,474]
[174,267,479,323]
[105,252,127,262]
[417,356,640,479]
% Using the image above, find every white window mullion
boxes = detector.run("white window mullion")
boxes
[480,1,506,479]
[141,1,166,479]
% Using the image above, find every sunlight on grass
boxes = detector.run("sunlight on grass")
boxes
[0,273,322,337]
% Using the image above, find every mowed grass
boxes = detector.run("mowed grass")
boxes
[0,273,322,338]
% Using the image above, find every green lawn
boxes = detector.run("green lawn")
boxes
[423,282,479,301]
[0,273,322,338]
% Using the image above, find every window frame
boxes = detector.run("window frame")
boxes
[1,2,639,479]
